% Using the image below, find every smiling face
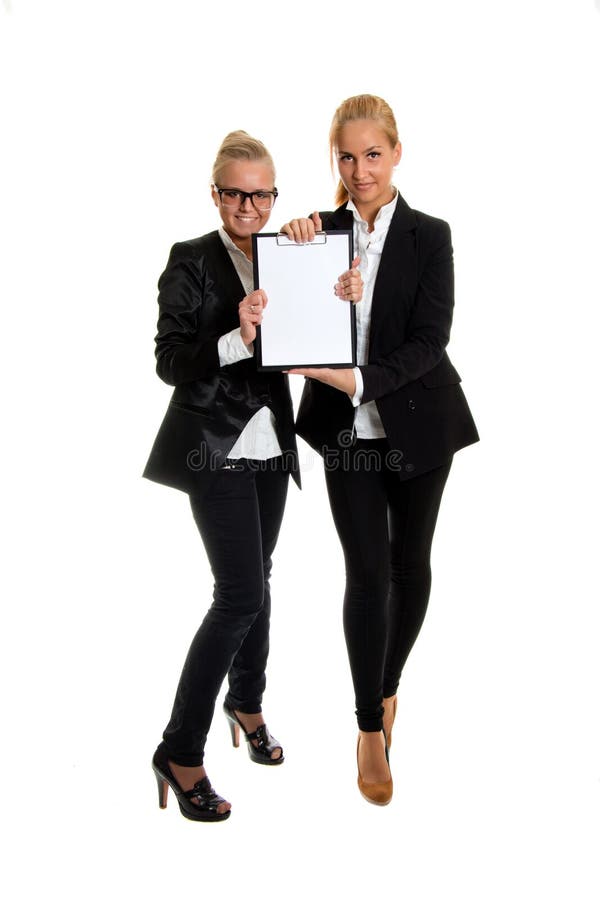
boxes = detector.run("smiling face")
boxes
[212,159,275,255]
[335,119,402,224]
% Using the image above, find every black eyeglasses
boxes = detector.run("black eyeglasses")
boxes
[213,186,278,211]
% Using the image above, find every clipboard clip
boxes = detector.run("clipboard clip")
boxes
[276,232,327,246]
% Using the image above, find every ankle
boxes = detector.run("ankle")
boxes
[168,760,206,790]
[359,729,385,741]
[357,731,390,780]
[234,709,264,726]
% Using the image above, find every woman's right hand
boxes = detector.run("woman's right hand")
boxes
[280,212,322,243]
[239,289,268,346]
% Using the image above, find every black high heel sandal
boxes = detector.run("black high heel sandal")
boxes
[223,704,284,766]
[151,744,231,822]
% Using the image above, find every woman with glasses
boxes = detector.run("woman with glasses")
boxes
[281,95,479,806]
[143,131,361,821]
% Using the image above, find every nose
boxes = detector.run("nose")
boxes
[239,194,254,210]
[354,158,368,179]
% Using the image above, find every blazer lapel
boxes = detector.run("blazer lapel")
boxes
[323,197,417,355]
[205,231,248,310]
[368,193,417,351]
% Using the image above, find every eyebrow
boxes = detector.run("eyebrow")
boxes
[336,145,385,155]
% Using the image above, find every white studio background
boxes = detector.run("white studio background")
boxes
[1,1,599,897]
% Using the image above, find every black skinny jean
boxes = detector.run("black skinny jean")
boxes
[161,458,289,766]
[325,440,451,732]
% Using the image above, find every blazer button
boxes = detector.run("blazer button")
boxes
[408,400,416,411]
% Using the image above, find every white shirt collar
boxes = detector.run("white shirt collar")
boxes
[218,226,250,259]
[347,189,398,232]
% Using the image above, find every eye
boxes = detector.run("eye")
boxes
[367,152,381,159]
[223,190,241,200]
[338,154,354,162]
[254,191,270,200]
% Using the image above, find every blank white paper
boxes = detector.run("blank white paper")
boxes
[254,232,355,369]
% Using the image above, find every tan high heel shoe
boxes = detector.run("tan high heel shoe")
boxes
[356,732,393,806]
[383,695,397,749]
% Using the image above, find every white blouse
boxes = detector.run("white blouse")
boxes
[348,191,399,439]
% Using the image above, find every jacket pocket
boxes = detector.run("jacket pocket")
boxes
[169,400,212,417]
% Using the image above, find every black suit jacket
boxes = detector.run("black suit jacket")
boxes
[144,232,299,494]
[295,196,479,477]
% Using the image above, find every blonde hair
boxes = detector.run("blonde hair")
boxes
[329,94,399,206]
[211,130,275,186]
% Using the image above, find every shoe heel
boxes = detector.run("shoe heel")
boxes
[227,718,240,748]
[154,770,168,809]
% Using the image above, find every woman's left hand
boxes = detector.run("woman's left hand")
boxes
[286,367,356,397]
[334,256,363,304]
[239,289,268,346]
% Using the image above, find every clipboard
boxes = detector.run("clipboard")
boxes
[252,230,356,371]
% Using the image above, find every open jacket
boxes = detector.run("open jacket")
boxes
[295,195,479,477]
[144,232,299,494]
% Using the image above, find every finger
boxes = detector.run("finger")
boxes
[287,368,315,377]
[299,218,315,243]
[348,274,363,296]
[245,290,267,310]
[334,286,359,302]
[280,222,295,241]
[337,265,362,284]
[287,218,315,243]
[350,255,361,270]
[338,270,361,289]
[312,211,323,232]
[281,220,306,243]
[240,304,263,321]
[288,367,328,381]
[294,222,306,242]
[335,268,361,294]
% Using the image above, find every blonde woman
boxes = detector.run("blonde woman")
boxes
[145,131,341,821]
[282,95,479,806]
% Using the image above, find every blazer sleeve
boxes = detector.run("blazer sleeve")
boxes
[360,219,455,404]
[154,242,221,386]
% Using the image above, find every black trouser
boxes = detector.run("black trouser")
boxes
[325,440,451,732]
[161,458,289,766]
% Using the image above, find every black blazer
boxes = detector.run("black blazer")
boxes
[295,195,479,478]
[143,232,300,494]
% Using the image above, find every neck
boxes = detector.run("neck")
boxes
[226,230,253,260]
[352,187,396,231]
